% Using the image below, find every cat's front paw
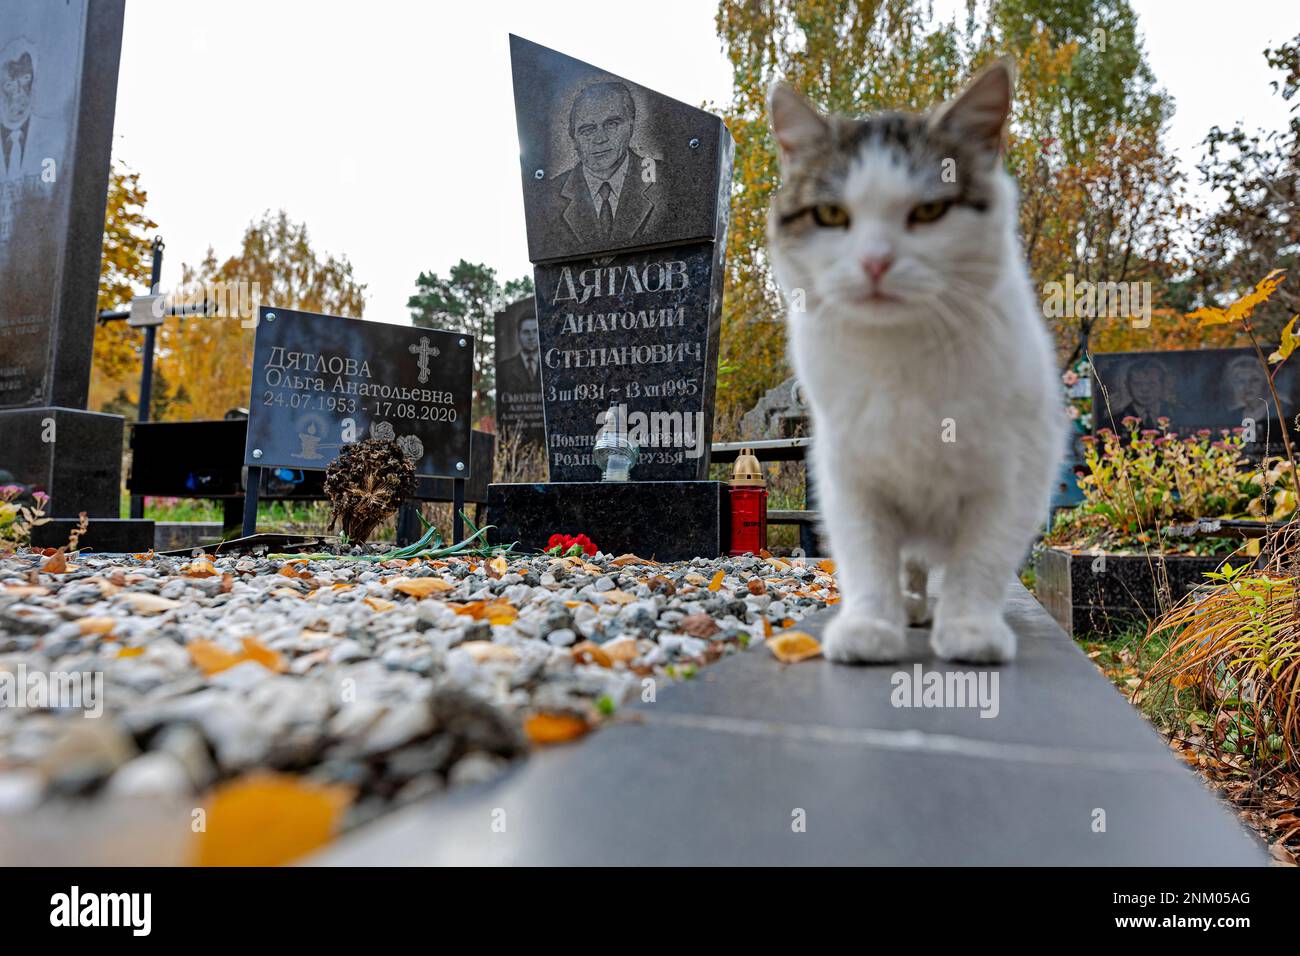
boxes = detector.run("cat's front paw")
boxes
[930,615,1016,663]
[821,613,906,664]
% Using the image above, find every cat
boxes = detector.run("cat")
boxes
[766,62,1064,664]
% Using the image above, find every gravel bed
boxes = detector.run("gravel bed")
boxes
[0,547,838,842]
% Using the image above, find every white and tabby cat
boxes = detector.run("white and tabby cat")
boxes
[767,62,1064,663]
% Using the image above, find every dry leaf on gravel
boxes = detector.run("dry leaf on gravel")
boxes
[40,549,68,574]
[768,631,822,663]
[192,772,354,866]
[188,640,244,675]
[76,617,116,637]
[679,612,720,638]
[601,636,641,663]
[524,713,591,745]
[389,576,455,597]
[601,589,636,605]
[572,641,613,667]
[460,641,520,664]
[707,569,725,591]
[121,593,182,616]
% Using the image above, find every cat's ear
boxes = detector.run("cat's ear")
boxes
[769,81,828,162]
[930,59,1014,154]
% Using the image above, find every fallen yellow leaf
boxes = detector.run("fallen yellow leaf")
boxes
[117,646,144,658]
[390,577,455,598]
[184,559,219,578]
[460,640,520,663]
[188,639,244,676]
[240,636,286,674]
[363,596,396,612]
[601,588,636,605]
[817,559,837,574]
[572,641,613,668]
[121,593,182,616]
[601,636,640,663]
[192,772,354,866]
[768,631,822,663]
[707,570,725,591]
[485,604,518,625]
[77,616,117,637]
[524,713,591,745]
[489,555,509,577]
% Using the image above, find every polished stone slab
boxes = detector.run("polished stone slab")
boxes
[31,517,154,553]
[315,583,1264,865]
[0,407,124,517]
[0,0,125,410]
[486,480,728,560]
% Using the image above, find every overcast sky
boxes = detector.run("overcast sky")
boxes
[111,0,1296,325]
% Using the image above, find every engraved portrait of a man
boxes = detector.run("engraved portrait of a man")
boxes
[1,37,43,181]
[497,311,541,398]
[539,81,664,246]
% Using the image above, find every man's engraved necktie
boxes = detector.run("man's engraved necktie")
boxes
[597,181,613,239]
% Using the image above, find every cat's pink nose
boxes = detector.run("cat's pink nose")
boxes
[860,255,894,281]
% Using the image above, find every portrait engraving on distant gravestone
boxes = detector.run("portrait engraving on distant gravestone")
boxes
[0,7,75,408]
[494,296,545,446]
[1092,348,1299,442]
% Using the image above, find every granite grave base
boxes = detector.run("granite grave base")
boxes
[32,517,156,554]
[0,407,126,518]
[1034,546,1223,637]
[487,481,729,561]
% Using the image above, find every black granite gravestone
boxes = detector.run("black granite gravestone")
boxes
[1091,347,1300,452]
[240,306,475,536]
[508,35,731,484]
[244,306,474,478]
[0,2,150,549]
[488,36,733,557]
[493,295,545,447]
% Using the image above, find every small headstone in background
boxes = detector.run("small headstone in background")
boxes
[1091,348,1299,451]
[740,376,809,439]
[493,295,545,447]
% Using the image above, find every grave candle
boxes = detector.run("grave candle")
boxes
[728,448,767,557]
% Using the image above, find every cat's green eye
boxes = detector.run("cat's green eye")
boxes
[909,200,952,225]
[811,203,850,228]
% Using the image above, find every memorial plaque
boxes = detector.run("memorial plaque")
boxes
[244,307,473,479]
[510,35,733,482]
[0,0,125,410]
[1091,348,1300,444]
[510,34,731,264]
[536,241,724,481]
[493,295,545,445]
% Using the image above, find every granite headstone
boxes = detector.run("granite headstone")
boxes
[1091,348,1299,450]
[0,1,141,546]
[244,306,474,479]
[0,0,124,410]
[509,34,732,482]
[490,37,734,557]
[493,295,544,446]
